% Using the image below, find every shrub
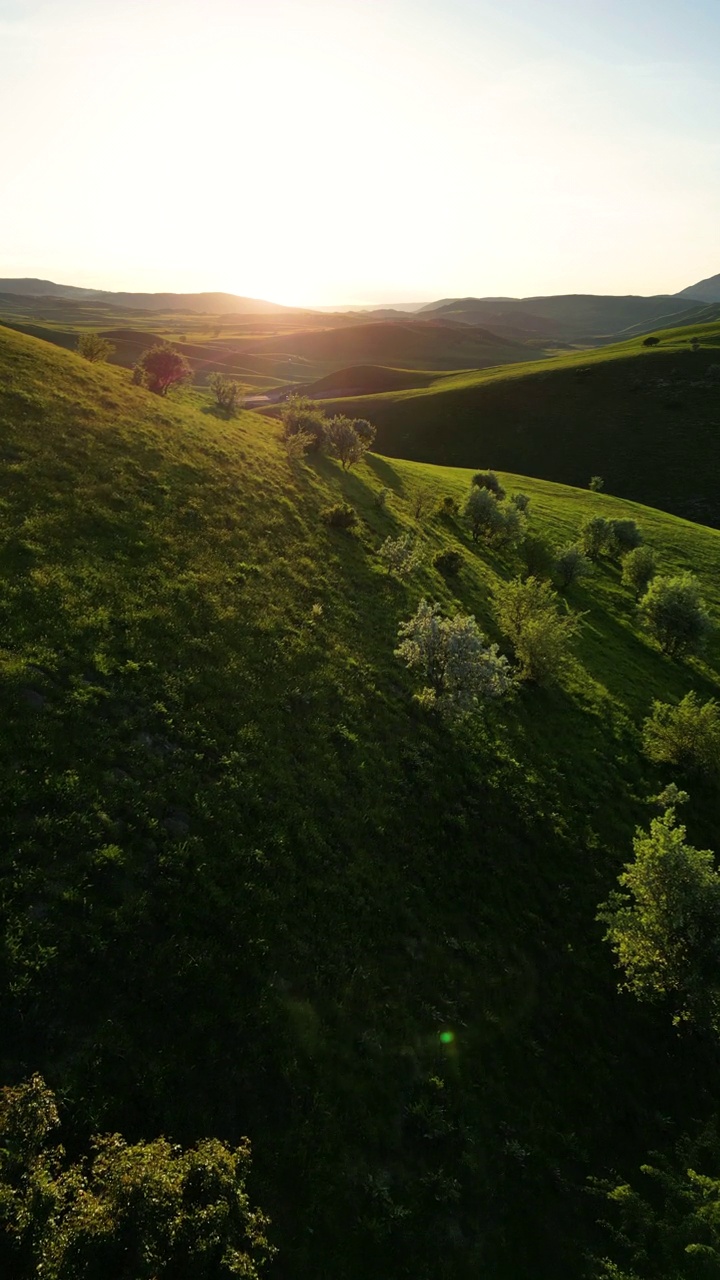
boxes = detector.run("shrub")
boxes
[325,414,376,469]
[597,804,720,1030]
[322,503,356,529]
[284,429,314,461]
[589,475,604,493]
[433,548,463,576]
[642,335,660,347]
[464,486,525,547]
[554,543,590,590]
[579,515,613,560]
[522,535,554,580]
[494,575,580,684]
[608,519,642,558]
[395,598,513,719]
[439,495,460,517]
[135,344,192,395]
[471,470,505,499]
[0,1075,274,1280]
[208,372,243,413]
[622,545,657,596]
[639,573,712,657]
[374,487,389,511]
[76,332,114,362]
[378,533,423,578]
[280,394,327,451]
[642,693,720,774]
[510,492,530,513]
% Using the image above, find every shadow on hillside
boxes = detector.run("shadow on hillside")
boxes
[364,453,406,494]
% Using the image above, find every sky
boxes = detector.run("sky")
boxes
[1,0,719,306]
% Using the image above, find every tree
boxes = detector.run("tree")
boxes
[622,546,657,597]
[395,598,513,719]
[464,486,525,547]
[579,515,613,560]
[642,693,720,775]
[471,470,505,499]
[279,394,327,451]
[639,573,712,657]
[378,533,423,578]
[208,373,244,414]
[642,335,660,347]
[554,543,590,590]
[0,1075,274,1279]
[510,492,530,513]
[597,805,720,1031]
[608,519,643,558]
[589,475,605,493]
[135,344,192,395]
[76,332,114,363]
[591,1121,720,1280]
[324,414,376,469]
[494,575,581,684]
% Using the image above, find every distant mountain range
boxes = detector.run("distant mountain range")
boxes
[0,273,718,346]
[0,279,300,315]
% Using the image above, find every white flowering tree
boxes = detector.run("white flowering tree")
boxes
[395,598,513,718]
[378,533,424,578]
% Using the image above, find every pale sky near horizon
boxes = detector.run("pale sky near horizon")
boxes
[1,0,719,306]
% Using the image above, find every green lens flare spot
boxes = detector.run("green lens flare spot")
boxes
[439,1031,455,1045]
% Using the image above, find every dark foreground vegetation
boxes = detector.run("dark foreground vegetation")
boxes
[1,326,720,1277]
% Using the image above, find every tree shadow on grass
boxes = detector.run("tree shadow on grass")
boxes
[363,453,406,495]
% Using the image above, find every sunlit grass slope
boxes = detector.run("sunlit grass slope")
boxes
[313,321,720,525]
[1,325,720,1280]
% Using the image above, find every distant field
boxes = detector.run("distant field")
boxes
[306,321,720,525]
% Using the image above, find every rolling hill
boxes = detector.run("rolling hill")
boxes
[676,270,720,303]
[308,321,720,526]
[241,318,548,371]
[1,323,720,1278]
[418,293,699,342]
[0,278,303,314]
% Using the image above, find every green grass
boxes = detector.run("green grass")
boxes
[307,322,720,526]
[1,324,720,1279]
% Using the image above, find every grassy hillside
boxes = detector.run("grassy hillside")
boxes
[2,325,720,1278]
[239,318,548,372]
[419,293,697,342]
[311,322,720,526]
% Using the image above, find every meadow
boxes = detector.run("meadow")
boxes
[2,322,720,1276]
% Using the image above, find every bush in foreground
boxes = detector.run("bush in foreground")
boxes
[642,692,720,774]
[494,575,580,684]
[597,803,720,1031]
[0,1075,274,1280]
[639,573,712,657]
[395,598,513,719]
